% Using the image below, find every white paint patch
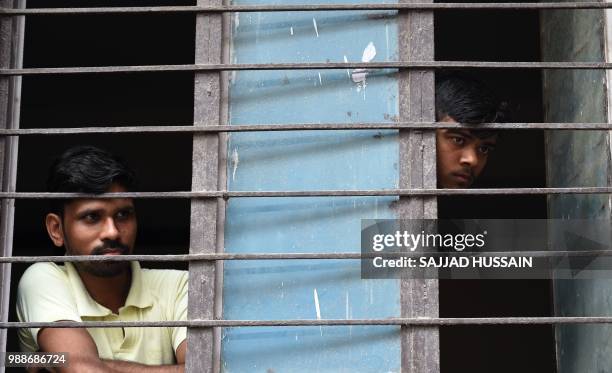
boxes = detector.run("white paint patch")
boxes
[312,18,319,37]
[352,42,377,98]
[231,148,239,181]
[318,72,323,85]
[344,55,350,79]
[290,26,294,35]
[314,288,322,336]
[345,292,350,319]
[385,24,390,59]
[362,41,377,63]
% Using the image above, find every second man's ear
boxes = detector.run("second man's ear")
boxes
[45,213,65,247]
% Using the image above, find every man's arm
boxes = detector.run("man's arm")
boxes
[37,327,186,373]
[103,341,186,373]
[37,327,107,373]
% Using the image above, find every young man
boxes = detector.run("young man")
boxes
[16,146,187,372]
[435,74,504,188]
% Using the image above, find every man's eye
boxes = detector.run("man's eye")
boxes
[82,213,100,223]
[479,145,493,155]
[116,210,133,220]
[451,136,464,145]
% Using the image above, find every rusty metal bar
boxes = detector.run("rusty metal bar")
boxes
[186,0,223,371]
[2,61,612,76]
[4,187,612,199]
[0,249,611,263]
[0,0,23,367]
[3,121,612,136]
[398,0,438,371]
[3,316,612,329]
[2,2,612,15]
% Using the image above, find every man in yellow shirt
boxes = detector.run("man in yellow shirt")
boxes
[16,146,187,372]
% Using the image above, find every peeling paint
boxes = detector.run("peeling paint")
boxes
[343,55,350,79]
[318,72,323,85]
[314,288,322,336]
[312,18,319,37]
[290,26,294,35]
[345,292,349,319]
[231,148,239,181]
[352,42,377,98]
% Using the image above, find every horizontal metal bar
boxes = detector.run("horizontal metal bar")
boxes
[2,250,611,263]
[1,3,612,15]
[2,188,612,199]
[1,61,612,76]
[2,316,612,329]
[1,122,612,136]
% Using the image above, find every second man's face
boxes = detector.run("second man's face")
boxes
[436,117,497,188]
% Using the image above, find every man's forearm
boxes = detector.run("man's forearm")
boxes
[103,359,184,373]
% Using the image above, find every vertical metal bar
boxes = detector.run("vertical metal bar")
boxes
[187,0,223,371]
[398,0,439,372]
[212,0,231,369]
[0,0,24,365]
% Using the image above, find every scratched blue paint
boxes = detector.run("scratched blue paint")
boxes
[223,1,401,371]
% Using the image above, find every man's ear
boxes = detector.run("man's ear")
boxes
[45,213,65,247]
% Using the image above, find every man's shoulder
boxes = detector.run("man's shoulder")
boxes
[140,267,188,293]
[18,262,67,291]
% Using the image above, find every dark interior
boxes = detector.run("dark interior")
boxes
[7,0,196,360]
[7,1,554,371]
[435,1,556,372]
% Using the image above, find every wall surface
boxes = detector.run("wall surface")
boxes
[223,0,402,371]
[541,2,612,372]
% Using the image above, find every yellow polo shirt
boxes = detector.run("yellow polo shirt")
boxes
[16,261,187,365]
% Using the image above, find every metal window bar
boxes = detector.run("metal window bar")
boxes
[0,0,23,368]
[186,0,225,371]
[398,1,438,371]
[4,187,612,198]
[3,2,612,15]
[1,250,611,263]
[2,61,612,76]
[4,316,612,329]
[1,3,609,373]
[5,122,612,135]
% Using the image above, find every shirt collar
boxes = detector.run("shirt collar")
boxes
[65,261,153,317]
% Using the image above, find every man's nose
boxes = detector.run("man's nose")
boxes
[459,146,478,167]
[100,217,120,240]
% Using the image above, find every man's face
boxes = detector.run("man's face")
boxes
[436,116,497,188]
[46,183,137,277]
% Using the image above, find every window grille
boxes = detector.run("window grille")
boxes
[2,2,612,373]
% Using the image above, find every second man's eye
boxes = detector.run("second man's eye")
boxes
[479,145,494,155]
[115,209,133,221]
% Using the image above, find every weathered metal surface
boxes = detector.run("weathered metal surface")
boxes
[2,249,611,264]
[5,316,612,329]
[542,2,612,372]
[398,0,438,372]
[2,3,612,16]
[0,0,23,367]
[5,121,612,136]
[187,0,223,371]
[4,61,612,76]
[5,186,612,199]
[223,0,401,371]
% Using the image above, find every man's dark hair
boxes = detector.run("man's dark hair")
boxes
[435,72,506,125]
[47,145,136,214]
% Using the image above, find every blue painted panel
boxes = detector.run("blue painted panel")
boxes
[223,1,401,371]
